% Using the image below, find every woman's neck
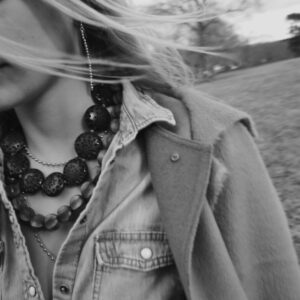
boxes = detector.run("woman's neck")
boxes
[15,78,93,163]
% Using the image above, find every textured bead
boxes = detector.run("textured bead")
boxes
[75,132,103,160]
[81,181,94,200]
[1,131,25,156]
[21,169,44,194]
[30,214,45,229]
[19,206,35,222]
[84,105,111,132]
[70,195,84,211]
[42,173,65,197]
[6,182,21,198]
[5,153,30,178]
[91,84,115,106]
[110,118,120,133]
[57,205,72,222]
[44,214,59,230]
[11,195,27,210]
[63,158,89,186]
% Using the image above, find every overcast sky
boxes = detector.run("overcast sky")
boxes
[132,0,300,43]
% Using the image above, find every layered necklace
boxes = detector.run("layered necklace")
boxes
[0,23,122,233]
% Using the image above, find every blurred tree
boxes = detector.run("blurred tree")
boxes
[148,0,260,78]
[287,13,300,56]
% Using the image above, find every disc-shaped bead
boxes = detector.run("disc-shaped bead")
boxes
[6,182,21,198]
[110,118,120,133]
[42,172,65,197]
[81,181,94,201]
[44,214,59,230]
[70,195,85,211]
[91,84,115,106]
[19,206,35,222]
[101,133,114,149]
[57,205,72,222]
[69,195,86,221]
[97,149,106,167]
[109,105,121,118]
[21,169,44,194]
[5,153,30,178]
[11,194,27,211]
[63,158,89,186]
[30,214,45,229]
[1,131,25,156]
[75,132,103,160]
[84,105,111,132]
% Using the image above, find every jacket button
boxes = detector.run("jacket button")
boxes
[140,247,153,260]
[60,284,70,294]
[170,152,180,162]
[28,285,36,297]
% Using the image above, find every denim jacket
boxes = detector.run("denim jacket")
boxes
[1,82,300,300]
[0,82,188,300]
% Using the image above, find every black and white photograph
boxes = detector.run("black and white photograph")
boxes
[0,0,299,299]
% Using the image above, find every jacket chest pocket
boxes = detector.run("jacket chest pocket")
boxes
[92,231,182,300]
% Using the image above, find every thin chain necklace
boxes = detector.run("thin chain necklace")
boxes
[29,22,108,262]
[24,146,68,168]
[33,231,57,263]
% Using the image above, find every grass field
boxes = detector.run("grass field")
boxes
[199,58,300,254]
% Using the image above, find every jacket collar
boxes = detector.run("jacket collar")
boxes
[145,86,257,298]
[144,124,212,292]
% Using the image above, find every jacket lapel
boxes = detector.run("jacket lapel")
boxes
[144,124,212,294]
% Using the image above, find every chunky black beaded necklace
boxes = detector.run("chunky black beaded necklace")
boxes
[1,83,123,230]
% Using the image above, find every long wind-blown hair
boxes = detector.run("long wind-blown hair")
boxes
[0,0,221,96]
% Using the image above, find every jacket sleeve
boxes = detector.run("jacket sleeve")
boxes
[211,120,300,299]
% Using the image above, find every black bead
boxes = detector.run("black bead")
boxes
[84,105,111,132]
[112,90,123,105]
[1,131,25,156]
[6,182,21,198]
[11,194,27,211]
[18,206,35,222]
[21,169,44,194]
[4,175,18,185]
[63,158,89,186]
[75,132,103,160]
[5,153,30,178]
[91,84,115,106]
[42,172,65,197]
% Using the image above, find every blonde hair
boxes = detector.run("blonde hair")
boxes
[0,0,218,95]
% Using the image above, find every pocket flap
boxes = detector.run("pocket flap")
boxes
[95,231,174,271]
